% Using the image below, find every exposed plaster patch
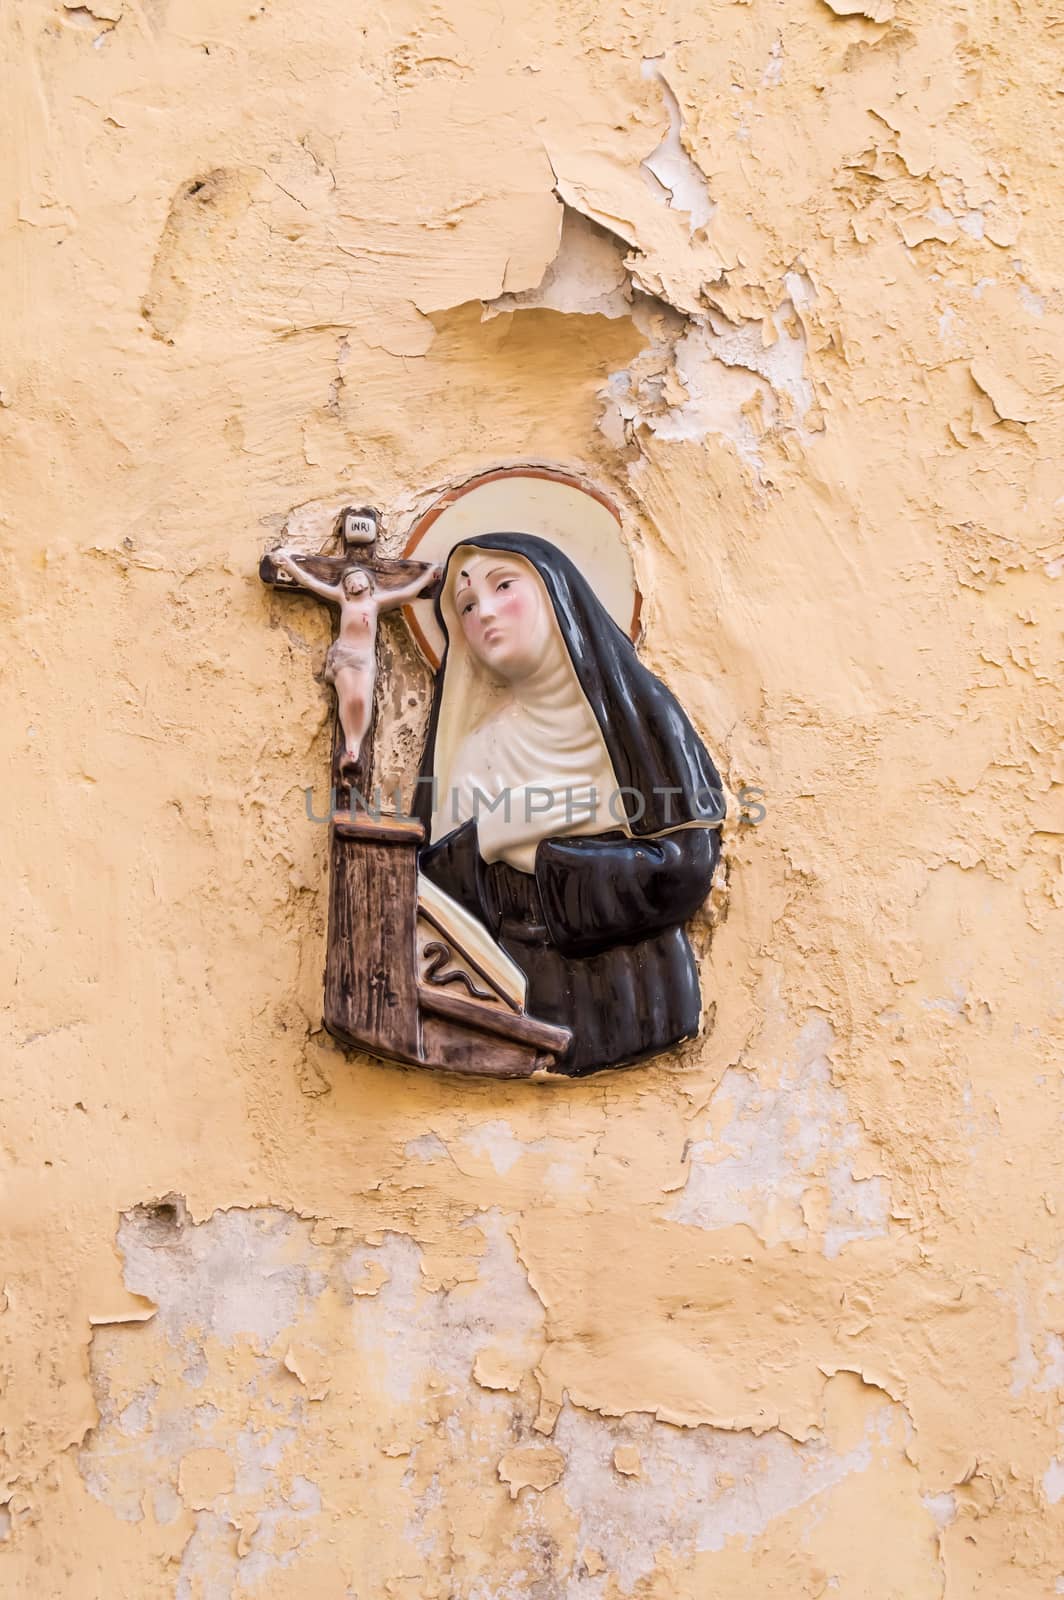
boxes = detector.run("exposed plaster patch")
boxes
[6,1,1064,1586]
[461,1119,553,1176]
[1010,1269,1041,1396]
[484,208,632,322]
[667,1016,889,1257]
[598,290,819,470]
[639,60,715,232]
[1018,281,1046,317]
[115,1203,321,1353]
[1040,1335,1064,1391]
[762,37,784,88]
[553,1392,895,1592]
[1045,1458,1064,1506]
[352,1212,544,1402]
[1008,1266,1064,1398]
[649,302,816,457]
[80,1203,931,1592]
[923,1490,957,1528]
[473,143,813,473]
[405,1131,450,1162]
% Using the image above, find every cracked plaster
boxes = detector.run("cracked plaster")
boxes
[2,0,1063,1594]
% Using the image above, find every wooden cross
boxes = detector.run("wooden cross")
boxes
[260,506,439,804]
[260,505,572,1077]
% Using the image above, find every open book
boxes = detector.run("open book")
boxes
[417,872,527,1010]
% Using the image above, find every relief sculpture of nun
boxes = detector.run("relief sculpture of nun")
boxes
[413,533,724,1078]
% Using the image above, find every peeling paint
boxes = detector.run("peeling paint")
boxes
[75,1205,945,1594]
[667,1016,889,1258]
[639,59,715,233]
[4,0,1063,1593]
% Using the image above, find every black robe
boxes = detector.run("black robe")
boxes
[414,534,723,1077]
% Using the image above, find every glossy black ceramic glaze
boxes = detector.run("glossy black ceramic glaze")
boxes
[414,534,724,1076]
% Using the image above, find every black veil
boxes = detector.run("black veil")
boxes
[411,533,724,837]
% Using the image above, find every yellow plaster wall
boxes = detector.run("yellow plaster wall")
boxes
[2,0,1062,1594]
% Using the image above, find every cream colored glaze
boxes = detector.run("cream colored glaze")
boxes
[402,471,641,665]
[429,549,624,871]
[2,1,1062,1595]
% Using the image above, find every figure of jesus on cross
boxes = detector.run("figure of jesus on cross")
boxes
[262,507,440,785]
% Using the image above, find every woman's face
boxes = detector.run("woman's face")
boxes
[452,552,553,682]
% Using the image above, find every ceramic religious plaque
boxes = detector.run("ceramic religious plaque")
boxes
[261,470,724,1079]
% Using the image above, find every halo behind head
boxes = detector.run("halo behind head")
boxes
[401,468,640,668]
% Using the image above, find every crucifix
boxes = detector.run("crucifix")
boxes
[258,470,724,1082]
[260,506,440,797]
[258,501,574,1079]
[259,503,574,1076]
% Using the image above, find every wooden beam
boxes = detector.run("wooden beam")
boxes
[259,549,439,596]
[324,835,421,1061]
[416,986,572,1055]
[332,811,426,845]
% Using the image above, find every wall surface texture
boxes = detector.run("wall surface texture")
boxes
[3,0,1063,1595]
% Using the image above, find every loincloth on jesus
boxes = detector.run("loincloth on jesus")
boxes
[324,640,373,684]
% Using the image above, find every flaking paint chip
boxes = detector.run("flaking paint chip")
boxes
[86,1291,156,1327]
[230,1511,260,1558]
[283,1342,331,1401]
[612,1444,642,1477]
[533,1394,561,1435]
[969,360,1038,425]
[820,0,894,18]
[473,1347,523,1391]
[497,1443,565,1498]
